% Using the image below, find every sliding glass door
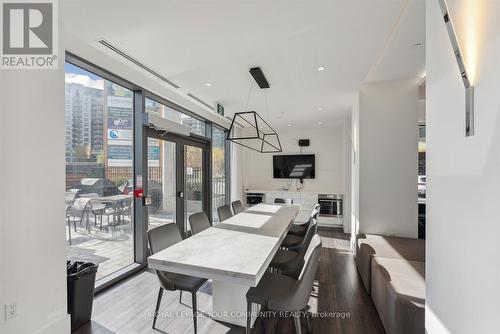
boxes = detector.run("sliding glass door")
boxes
[147,138,177,230]
[145,133,209,237]
[184,145,205,233]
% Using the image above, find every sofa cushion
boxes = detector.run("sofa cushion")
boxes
[371,257,425,334]
[356,234,425,293]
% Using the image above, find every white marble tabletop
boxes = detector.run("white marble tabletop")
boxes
[147,204,299,286]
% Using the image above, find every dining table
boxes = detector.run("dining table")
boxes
[147,203,300,326]
[66,193,133,232]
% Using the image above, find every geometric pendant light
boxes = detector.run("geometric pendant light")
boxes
[227,111,282,153]
[227,67,282,153]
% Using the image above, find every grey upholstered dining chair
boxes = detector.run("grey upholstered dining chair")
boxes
[246,234,322,334]
[147,223,207,334]
[271,218,317,274]
[281,230,304,249]
[231,200,245,214]
[288,204,320,237]
[312,204,320,219]
[188,212,211,235]
[217,204,233,222]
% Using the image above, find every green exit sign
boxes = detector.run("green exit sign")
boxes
[216,103,224,116]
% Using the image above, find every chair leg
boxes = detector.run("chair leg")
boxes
[304,308,311,333]
[179,290,182,303]
[246,301,252,334]
[191,291,198,334]
[67,217,72,245]
[293,313,302,334]
[86,211,91,233]
[152,288,163,329]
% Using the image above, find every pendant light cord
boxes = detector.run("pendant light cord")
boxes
[245,81,254,111]
[265,90,270,121]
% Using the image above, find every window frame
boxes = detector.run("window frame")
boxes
[65,53,142,292]
[65,52,231,292]
[144,91,209,139]
[210,124,231,223]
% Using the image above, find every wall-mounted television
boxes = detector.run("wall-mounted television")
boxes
[273,154,315,179]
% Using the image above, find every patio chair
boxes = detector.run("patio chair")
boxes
[90,199,108,231]
[114,197,133,225]
[99,200,120,229]
[66,197,92,244]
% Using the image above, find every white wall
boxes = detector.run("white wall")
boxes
[354,78,419,238]
[0,10,70,334]
[350,94,360,250]
[343,114,352,233]
[426,0,500,333]
[242,122,347,194]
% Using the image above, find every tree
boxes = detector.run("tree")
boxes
[212,147,225,177]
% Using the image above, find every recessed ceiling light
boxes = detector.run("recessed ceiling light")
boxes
[287,123,292,127]
[317,66,326,71]
[317,107,323,111]
[318,121,323,125]
[205,82,212,87]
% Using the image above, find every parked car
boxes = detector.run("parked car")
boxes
[67,178,121,201]
[119,179,163,213]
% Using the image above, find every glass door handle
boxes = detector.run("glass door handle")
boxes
[177,191,184,198]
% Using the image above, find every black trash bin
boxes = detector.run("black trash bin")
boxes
[67,261,98,332]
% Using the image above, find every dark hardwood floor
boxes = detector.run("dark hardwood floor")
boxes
[75,228,385,334]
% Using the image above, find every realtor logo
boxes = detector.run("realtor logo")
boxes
[1,0,58,69]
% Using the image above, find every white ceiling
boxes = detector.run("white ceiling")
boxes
[64,0,425,129]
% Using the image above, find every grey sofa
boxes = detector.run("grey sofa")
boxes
[355,234,425,334]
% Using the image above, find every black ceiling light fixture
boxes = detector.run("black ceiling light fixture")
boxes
[249,67,270,89]
[227,67,282,153]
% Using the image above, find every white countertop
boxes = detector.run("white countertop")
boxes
[148,204,300,286]
[245,189,341,195]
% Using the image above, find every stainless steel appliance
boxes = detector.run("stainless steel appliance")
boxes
[246,192,264,206]
[318,194,343,217]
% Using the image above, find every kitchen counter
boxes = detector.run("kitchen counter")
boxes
[245,189,341,195]
[244,189,344,228]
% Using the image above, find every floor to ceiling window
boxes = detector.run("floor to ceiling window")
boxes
[212,126,227,223]
[64,54,231,286]
[64,62,135,281]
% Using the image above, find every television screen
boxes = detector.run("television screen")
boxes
[273,154,315,179]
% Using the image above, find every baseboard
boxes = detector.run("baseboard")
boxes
[36,311,70,334]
